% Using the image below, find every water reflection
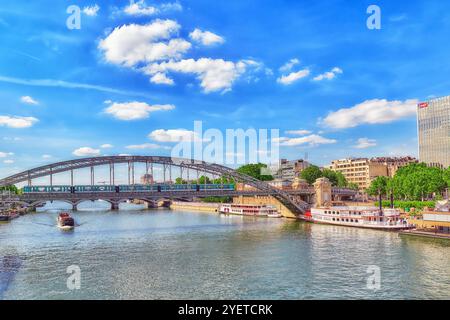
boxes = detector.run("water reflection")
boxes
[0,209,449,299]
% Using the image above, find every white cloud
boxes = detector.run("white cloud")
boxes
[42,154,52,159]
[279,58,300,72]
[73,147,101,157]
[285,129,312,135]
[322,99,419,129]
[354,138,377,149]
[143,58,256,93]
[118,153,131,156]
[275,134,337,147]
[3,160,14,164]
[150,72,174,85]
[313,67,343,81]
[124,0,157,15]
[20,95,39,105]
[100,144,114,149]
[0,116,38,128]
[83,4,100,16]
[277,68,310,85]
[98,20,191,67]
[0,152,14,158]
[149,129,202,142]
[104,101,175,120]
[123,1,182,16]
[126,143,169,150]
[189,28,224,46]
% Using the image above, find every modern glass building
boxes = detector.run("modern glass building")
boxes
[417,96,450,168]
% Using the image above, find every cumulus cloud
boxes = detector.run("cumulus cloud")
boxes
[104,101,175,120]
[189,28,224,46]
[73,147,101,157]
[42,154,52,159]
[124,1,182,16]
[275,134,337,147]
[126,143,169,150]
[20,95,39,105]
[3,160,14,164]
[279,58,300,73]
[143,58,256,92]
[313,67,343,81]
[0,152,14,158]
[150,72,174,85]
[100,144,114,149]
[277,134,337,147]
[98,20,191,67]
[83,4,100,16]
[354,138,377,149]
[322,98,419,129]
[0,116,38,128]
[277,68,310,85]
[149,129,202,142]
[285,129,312,135]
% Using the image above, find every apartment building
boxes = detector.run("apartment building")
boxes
[275,159,310,182]
[326,157,417,190]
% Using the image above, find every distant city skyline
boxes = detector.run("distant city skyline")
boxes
[2,0,450,179]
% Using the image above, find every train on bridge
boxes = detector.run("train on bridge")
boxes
[22,184,236,194]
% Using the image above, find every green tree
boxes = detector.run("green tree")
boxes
[300,165,323,185]
[197,175,211,184]
[175,177,187,184]
[0,185,19,194]
[236,163,273,181]
[367,176,390,198]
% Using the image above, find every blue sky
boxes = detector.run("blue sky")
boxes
[1,0,450,181]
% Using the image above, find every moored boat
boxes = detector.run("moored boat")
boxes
[0,211,20,222]
[219,204,281,218]
[57,212,75,231]
[308,206,413,230]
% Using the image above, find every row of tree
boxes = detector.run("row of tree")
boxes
[367,163,450,201]
[299,165,358,189]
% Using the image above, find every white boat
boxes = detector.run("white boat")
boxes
[219,204,281,218]
[307,206,413,230]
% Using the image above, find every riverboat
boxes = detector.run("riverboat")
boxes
[307,206,413,230]
[219,204,281,218]
[57,212,75,231]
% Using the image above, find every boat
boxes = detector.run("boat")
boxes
[57,212,75,231]
[0,211,20,222]
[307,206,413,230]
[219,204,281,218]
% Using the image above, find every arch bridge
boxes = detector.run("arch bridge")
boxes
[0,156,315,215]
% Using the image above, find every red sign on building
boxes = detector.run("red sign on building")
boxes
[418,102,429,109]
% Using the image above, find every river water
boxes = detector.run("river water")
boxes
[0,208,449,300]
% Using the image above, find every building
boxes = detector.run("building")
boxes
[326,157,417,190]
[417,96,450,168]
[140,174,154,185]
[370,156,418,177]
[409,201,450,235]
[275,159,310,182]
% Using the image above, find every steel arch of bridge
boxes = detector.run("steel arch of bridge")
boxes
[0,156,309,214]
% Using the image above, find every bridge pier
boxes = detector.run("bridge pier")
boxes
[72,204,77,211]
[111,202,119,210]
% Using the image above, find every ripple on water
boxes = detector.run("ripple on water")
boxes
[0,209,449,299]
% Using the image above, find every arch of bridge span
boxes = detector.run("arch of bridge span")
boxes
[0,156,309,214]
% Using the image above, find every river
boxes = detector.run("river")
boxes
[0,208,449,299]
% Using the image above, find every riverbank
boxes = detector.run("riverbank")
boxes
[170,201,220,213]
[399,229,450,240]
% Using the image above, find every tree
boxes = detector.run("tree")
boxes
[0,185,19,194]
[300,165,323,185]
[197,175,211,184]
[175,177,187,184]
[367,176,390,198]
[236,163,273,181]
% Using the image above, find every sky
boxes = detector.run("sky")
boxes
[1,0,450,183]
